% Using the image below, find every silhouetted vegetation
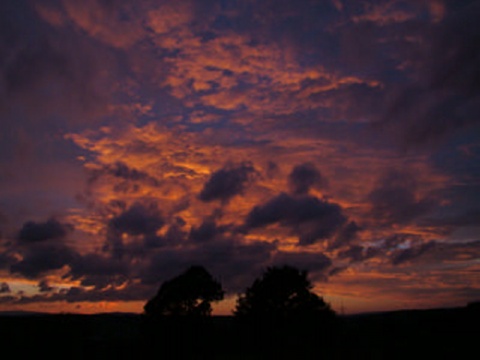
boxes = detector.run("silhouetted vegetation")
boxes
[144,265,224,317]
[235,265,335,321]
[231,265,337,358]
[0,265,477,359]
[1,306,477,359]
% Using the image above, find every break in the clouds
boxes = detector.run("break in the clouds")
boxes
[0,0,479,314]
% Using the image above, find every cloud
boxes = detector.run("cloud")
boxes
[147,1,193,35]
[396,239,480,266]
[69,253,129,290]
[108,202,164,236]
[105,201,166,259]
[337,244,379,263]
[189,216,223,243]
[350,1,417,26]
[38,279,54,292]
[288,162,325,195]
[0,1,114,125]
[152,217,188,247]
[142,238,276,293]
[0,251,14,271]
[88,161,161,189]
[0,0,478,313]
[421,207,480,235]
[245,192,348,246]
[9,281,153,304]
[328,221,361,250]
[391,240,437,265]
[368,170,435,226]
[0,282,10,294]
[17,218,73,243]
[10,243,76,278]
[378,1,480,147]
[272,250,332,274]
[427,1,480,96]
[61,0,147,48]
[199,162,256,203]
[152,4,381,122]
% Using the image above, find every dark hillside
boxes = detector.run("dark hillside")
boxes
[339,306,478,359]
[0,305,477,359]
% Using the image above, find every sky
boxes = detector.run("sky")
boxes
[0,0,479,315]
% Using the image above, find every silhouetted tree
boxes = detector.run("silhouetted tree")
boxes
[234,265,335,321]
[144,265,224,317]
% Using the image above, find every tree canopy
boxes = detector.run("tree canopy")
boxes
[144,265,224,317]
[234,265,335,321]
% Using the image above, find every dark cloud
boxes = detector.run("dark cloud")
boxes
[105,201,166,258]
[163,217,189,245]
[265,161,279,178]
[338,245,363,262]
[329,221,361,250]
[272,250,332,274]
[0,282,10,294]
[392,239,480,266]
[427,2,480,97]
[10,243,76,278]
[368,170,435,226]
[189,218,220,243]
[108,202,164,236]
[88,161,160,190]
[69,253,129,290]
[391,241,437,265]
[379,1,480,147]
[199,162,255,203]
[0,251,14,270]
[17,218,72,243]
[337,245,380,263]
[216,0,339,66]
[0,0,113,124]
[245,192,348,246]
[423,207,480,230]
[288,162,325,195]
[144,217,187,249]
[0,0,478,312]
[201,240,276,293]
[38,279,53,292]
[383,233,424,249]
[142,239,275,293]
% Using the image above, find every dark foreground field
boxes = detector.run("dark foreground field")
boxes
[1,305,478,359]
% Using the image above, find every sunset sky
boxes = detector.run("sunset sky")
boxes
[0,0,479,315]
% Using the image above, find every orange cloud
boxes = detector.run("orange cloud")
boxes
[428,0,446,22]
[35,3,67,27]
[351,1,417,26]
[147,1,193,34]
[62,0,146,48]
[152,27,381,118]
[2,0,477,314]
[65,115,449,256]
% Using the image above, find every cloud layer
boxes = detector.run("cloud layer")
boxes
[0,0,479,314]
